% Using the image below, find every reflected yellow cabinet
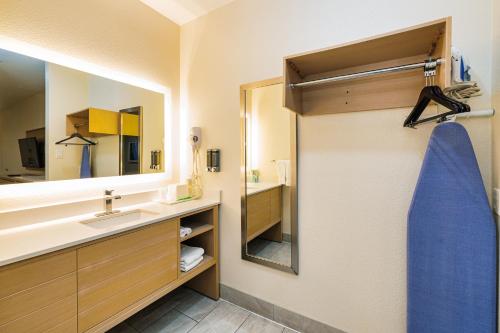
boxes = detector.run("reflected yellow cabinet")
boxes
[120,113,139,136]
[66,108,119,137]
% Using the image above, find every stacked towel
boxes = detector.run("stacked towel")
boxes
[180,245,204,272]
[180,226,192,238]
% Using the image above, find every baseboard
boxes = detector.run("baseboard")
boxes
[220,284,345,333]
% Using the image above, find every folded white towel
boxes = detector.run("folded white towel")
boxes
[180,245,204,265]
[180,255,204,272]
[180,226,192,238]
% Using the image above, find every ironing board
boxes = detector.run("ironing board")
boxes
[408,122,497,332]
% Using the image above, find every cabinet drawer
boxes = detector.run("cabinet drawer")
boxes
[0,273,76,326]
[78,269,174,332]
[78,221,176,269]
[77,220,178,332]
[0,294,76,333]
[0,251,76,299]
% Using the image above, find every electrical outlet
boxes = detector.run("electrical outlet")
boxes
[493,188,500,216]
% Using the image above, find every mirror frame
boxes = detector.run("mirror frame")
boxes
[240,77,299,274]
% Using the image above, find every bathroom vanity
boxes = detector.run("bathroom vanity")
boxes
[246,184,283,242]
[0,200,219,333]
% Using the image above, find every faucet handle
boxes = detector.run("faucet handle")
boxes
[105,189,114,196]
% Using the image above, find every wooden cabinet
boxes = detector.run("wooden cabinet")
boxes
[247,187,282,241]
[66,108,119,136]
[120,113,139,136]
[77,220,178,332]
[0,205,219,333]
[0,251,77,333]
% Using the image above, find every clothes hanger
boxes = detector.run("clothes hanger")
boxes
[55,132,96,146]
[403,85,471,128]
[403,59,471,128]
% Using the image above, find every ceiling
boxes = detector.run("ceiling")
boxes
[0,49,45,111]
[140,0,235,25]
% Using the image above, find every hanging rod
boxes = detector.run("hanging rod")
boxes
[290,58,445,88]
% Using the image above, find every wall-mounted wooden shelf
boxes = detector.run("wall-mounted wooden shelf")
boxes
[66,108,119,137]
[284,17,451,115]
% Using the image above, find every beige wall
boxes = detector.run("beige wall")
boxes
[47,64,88,180]
[0,92,45,176]
[181,1,494,332]
[0,0,180,180]
[492,0,500,188]
[248,84,290,183]
[247,83,292,234]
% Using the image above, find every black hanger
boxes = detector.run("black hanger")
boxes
[55,132,96,146]
[403,85,470,128]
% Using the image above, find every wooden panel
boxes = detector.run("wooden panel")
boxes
[0,295,76,333]
[78,252,176,312]
[78,220,177,268]
[78,270,173,332]
[89,108,119,135]
[0,251,76,299]
[0,273,76,325]
[246,190,271,239]
[270,187,282,224]
[302,70,424,115]
[120,113,139,136]
[78,241,173,290]
[45,317,77,333]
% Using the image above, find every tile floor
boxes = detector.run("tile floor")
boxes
[107,287,299,333]
[246,239,291,266]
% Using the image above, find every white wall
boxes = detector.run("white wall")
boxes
[0,92,45,176]
[181,1,494,332]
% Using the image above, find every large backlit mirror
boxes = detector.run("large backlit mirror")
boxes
[0,48,164,185]
[240,78,298,274]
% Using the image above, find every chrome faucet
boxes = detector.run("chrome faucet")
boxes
[96,189,121,217]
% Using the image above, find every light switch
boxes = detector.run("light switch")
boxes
[55,148,63,159]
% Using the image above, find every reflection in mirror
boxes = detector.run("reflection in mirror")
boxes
[241,79,298,274]
[0,47,165,185]
[0,49,46,185]
[120,107,141,175]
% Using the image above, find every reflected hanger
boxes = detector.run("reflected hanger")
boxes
[403,85,470,128]
[55,132,96,146]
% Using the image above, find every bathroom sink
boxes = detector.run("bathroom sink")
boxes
[79,209,159,229]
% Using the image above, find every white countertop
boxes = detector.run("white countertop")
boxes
[246,182,282,196]
[0,197,220,267]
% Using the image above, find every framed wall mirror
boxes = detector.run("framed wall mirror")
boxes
[240,77,298,274]
[0,47,165,185]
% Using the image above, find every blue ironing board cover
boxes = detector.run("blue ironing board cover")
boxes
[408,122,497,333]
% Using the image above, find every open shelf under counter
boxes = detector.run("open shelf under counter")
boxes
[180,220,214,242]
[179,255,216,281]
